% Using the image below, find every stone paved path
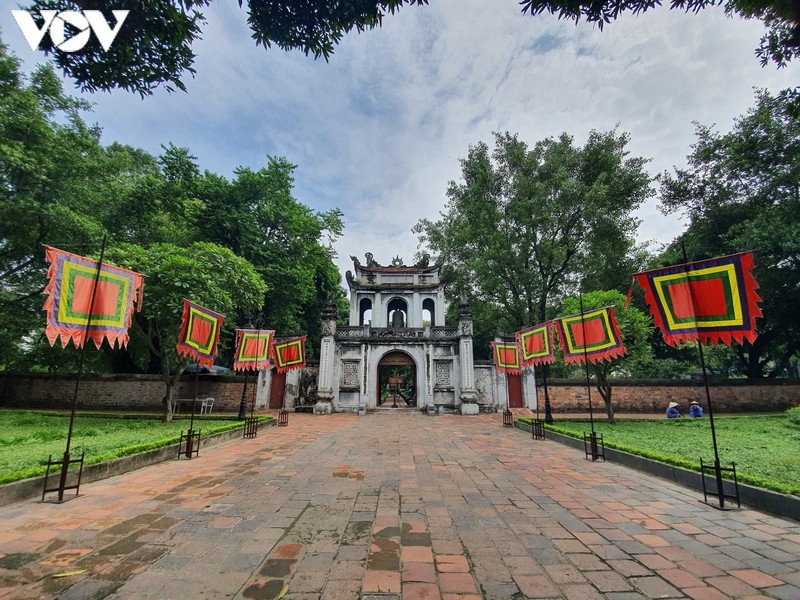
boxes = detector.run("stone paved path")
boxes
[1,413,799,599]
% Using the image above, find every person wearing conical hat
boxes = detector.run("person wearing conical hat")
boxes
[689,400,704,418]
[666,401,684,418]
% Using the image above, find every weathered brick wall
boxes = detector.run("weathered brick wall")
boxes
[542,379,800,413]
[0,372,249,412]
[1,371,798,413]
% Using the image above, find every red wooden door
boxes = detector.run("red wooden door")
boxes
[507,372,523,408]
[269,370,286,409]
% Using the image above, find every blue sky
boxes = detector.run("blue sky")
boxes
[2,1,798,279]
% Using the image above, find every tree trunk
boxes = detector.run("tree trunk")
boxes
[162,389,173,423]
[595,366,615,423]
[160,351,181,422]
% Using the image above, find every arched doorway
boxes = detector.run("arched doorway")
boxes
[387,298,408,328]
[377,350,416,407]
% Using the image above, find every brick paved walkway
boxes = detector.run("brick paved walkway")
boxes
[1,413,799,599]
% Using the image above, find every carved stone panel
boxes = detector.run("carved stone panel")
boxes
[341,361,360,388]
[434,361,451,387]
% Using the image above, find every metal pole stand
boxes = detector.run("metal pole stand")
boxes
[178,428,201,459]
[42,451,85,502]
[531,419,545,440]
[700,458,740,510]
[237,371,250,421]
[503,408,513,427]
[243,417,259,438]
[583,431,605,461]
[278,409,289,427]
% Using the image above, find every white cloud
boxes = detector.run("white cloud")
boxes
[2,0,798,278]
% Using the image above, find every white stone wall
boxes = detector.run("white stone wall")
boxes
[474,366,495,405]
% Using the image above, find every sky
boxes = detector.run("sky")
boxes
[2,1,799,281]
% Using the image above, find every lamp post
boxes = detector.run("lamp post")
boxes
[237,313,266,420]
[237,369,251,420]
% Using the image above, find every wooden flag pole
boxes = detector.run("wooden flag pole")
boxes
[578,293,596,433]
[681,243,726,508]
[57,234,107,501]
[578,293,601,461]
[543,364,553,424]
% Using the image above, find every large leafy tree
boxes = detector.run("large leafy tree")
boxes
[559,290,653,422]
[660,89,800,378]
[13,0,796,95]
[102,143,203,247]
[0,42,150,369]
[414,130,652,356]
[106,242,267,420]
[195,157,344,352]
[0,42,342,371]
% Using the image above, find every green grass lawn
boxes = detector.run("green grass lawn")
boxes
[520,414,800,496]
[0,409,271,484]
[2,409,797,497]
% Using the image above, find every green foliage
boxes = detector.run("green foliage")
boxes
[518,0,800,71]
[14,1,798,95]
[660,90,800,378]
[16,0,430,95]
[17,0,210,96]
[0,45,105,370]
[788,406,800,425]
[519,415,800,495]
[196,158,344,346]
[559,290,653,421]
[0,409,273,484]
[106,242,267,419]
[0,43,343,376]
[415,130,652,358]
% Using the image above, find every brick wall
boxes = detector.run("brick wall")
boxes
[0,372,249,412]
[541,378,800,413]
[1,371,798,413]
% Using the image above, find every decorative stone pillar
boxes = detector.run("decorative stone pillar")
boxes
[315,298,337,415]
[458,295,478,407]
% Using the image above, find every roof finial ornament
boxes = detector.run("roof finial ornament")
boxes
[391,255,405,267]
[365,252,379,267]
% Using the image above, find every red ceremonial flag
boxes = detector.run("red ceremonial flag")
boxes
[555,306,627,365]
[176,299,224,369]
[233,328,274,371]
[490,340,521,374]
[631,252,762,346]
[272,336,306,373]
[517,322,555,367]
[43,246,144,349]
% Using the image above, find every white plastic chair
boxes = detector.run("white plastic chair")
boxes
[200,397,215,414]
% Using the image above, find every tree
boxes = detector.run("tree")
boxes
[14,0,796,96]
[559,290,653,422]
[0,42,125,369]
[414,130,652,357]
[0,42,340,373]
[16,0,429,95]
[518,0,800,69]
[106,242,267,420]
[195,157,344,352]
[660,89,800,377]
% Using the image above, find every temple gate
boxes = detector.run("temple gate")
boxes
[314,253,493,413]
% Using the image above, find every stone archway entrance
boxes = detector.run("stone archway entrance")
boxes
[377,351,417,407]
